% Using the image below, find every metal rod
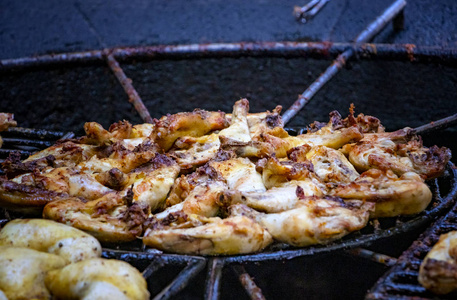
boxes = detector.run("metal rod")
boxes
[205,258,224,300]
[232,265,266,300]
[281,0,407,124]
[104,52,153,123]
[414,113,457,135]
[294,0,330,23]
[142,258,165,278]
[152,259,206,300]
[346,248,398,267]
[2,43,457,71]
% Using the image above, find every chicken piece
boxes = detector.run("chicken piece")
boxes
[288,144,359,184]
[83,120,134,146]
[77,139,158,174]
[155,181,229,222]
[342,128,451,180]
[0,113,17,132]
[0,219,101,263]
[143,215,273,255]
[218,99,251,143]
[233,181,324,213]
[284,126,363,150]
[307,107,385,135]
[45,258,149,300]
[152,109,227,151]
[21,141,98,169]
[164,158,229,209]
[419,231,457,294]
[257,156,317,189]
[0,178,68,214]
[226,105,283,138]
[127,154,180,211]
[331,169,432,218]
[169,133,221,171]
[0,246,67,300]
[230,198,373,247]
[209,157,266,193]
[43,194,148,243]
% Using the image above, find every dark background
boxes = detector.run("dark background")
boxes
[1,1,457,299]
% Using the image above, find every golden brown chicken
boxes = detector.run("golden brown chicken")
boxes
[229,198,373,247]
[418,231,457,294]
[330,169,432,218]
[341,128,451,180]
[143,215,273,255]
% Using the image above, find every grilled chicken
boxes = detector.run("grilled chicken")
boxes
[233,180,324,213]
[229,198,373,247]
[45,258,149,300]
[342,128,451,180]
[331,169,432,218]
[0,247,68,300]
[143,215,273,255]
[155,181,229,221]
[209,157,266,193]
[43,194,148,243]
[0,219,101,263]
[288,144,359,184]
[169,99,250,170]
[418,231,457,294]
[151,109,227,151]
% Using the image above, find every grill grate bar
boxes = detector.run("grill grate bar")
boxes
[3,43,457,72]
[282,0,406,124]
[141,258,166,278]
[232,265,266,300]
[152,259,206,300]
[205,258,224,300]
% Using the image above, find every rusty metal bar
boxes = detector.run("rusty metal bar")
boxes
[205,258,224,300]
[346,248,398,267]
[281,0,407,124]
[2,43,457,72]
[414,113,457,135]
[104,52,153,123]
[232,265,266,300]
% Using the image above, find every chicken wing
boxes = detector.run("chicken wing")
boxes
[342,128,451,179]
[143,215,273,255]
[229,198,373,247]
[331,169,432,218]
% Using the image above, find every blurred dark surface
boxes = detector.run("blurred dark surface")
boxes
[1,1,457,299]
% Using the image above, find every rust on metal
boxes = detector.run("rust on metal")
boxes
[232,265,266,300]
[346,248,398,267]
[1,42,457,72]
[104,51,153,123]
[405,43,417,62]
[414,113,457,135]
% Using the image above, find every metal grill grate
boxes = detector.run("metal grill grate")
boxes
[366,176,457,300]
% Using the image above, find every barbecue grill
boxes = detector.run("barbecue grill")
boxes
[2,0,457,299]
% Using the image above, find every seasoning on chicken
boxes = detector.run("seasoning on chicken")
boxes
[143,215,273,255]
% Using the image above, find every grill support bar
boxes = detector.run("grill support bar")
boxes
[281,0,407,124]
